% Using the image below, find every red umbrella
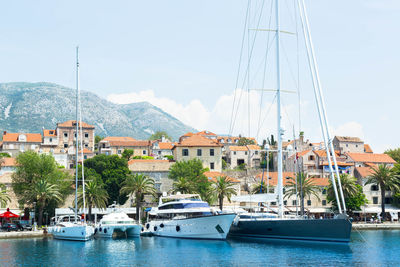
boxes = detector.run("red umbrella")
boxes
[0,208,20,218]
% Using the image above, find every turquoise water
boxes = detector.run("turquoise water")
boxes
[0,231,399,266]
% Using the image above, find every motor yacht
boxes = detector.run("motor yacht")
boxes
[95,211,141,238]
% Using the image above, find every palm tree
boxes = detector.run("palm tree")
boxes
[30,179,62,226]
[120,174,156,221]
[212,176,237,211]
[0,184,10,207]
[78,181,109,221]
[172,177,196,194]
[327,174,358,205]
[284,173,320,215]
[252,181,274,194]
[366,164,400,220]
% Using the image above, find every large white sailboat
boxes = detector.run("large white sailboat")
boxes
[48,47,95,241]
[144,194,236,240]
[228,0,352,243]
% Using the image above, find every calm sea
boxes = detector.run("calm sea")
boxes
[0,230,399,266]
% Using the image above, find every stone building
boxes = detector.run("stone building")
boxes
[98,137,151,157]
[1,132,42,157]
[333,136,364,154]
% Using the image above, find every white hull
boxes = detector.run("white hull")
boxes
[49,224,94,241]
[146,214,236,240]
[95,224,142,238]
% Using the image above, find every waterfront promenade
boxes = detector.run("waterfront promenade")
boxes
[0,230,45,239]
[353,222,400,230]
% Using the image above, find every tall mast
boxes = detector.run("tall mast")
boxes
[75,46,79,223]
[275,0,284,219]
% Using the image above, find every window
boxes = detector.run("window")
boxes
[197,149,202,156]
[307,200,312,206]
[158,151,161,155]
[84,155,87,160]
[322,188,327,195]
[245,151,248,155]
[283,200,287,205]
[309,155,315,161]
[356,144,358,148]
[322,200,327,206]
[64,132,68,138]
[255,151,258,155]
[117,150,122,154]
[143,150,147,155]
[283,188,286,194]
[182,149,189,156]
[271,202,277,205]
[74,132,77,138]
[85,144,88,148]
[292,200,297,206]
[49,138,53,142]
[233,151,236,155]
[84,133,89,138]
[210,162,215,170]
[64,144,68,148]
[371,185,379,191]
[373,197,378,204]
[210,149,215,156]
[346,144,348,147]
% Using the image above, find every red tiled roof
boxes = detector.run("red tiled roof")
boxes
[364,144,373,153]
[1,158,17,167]
[3,132,42,143]
[107,140,151,147]
[320,161,353,166]
[78,149,93,154]
[355,167,374,178]
[57,120,95,129]
[175,135,222,147]
[128,159,170,164]
[204,171,240,183]
[246,145,261,150]
[43,129,57,137]
[256,172,328,186]
[103,136,136,142]
[346,153,396,164]
[158,142,175,150]
[196,130,216,136]
[229,146,248,151]
[313,150,340,158]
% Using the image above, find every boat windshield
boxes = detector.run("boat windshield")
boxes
[101,221,133,224]
[159,202,210,210]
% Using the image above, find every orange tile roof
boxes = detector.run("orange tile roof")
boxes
[1,158,17,167]
[57,120,95,129]
[78,148,93,154]
[320,161,353,166]
[246,145,261,150]
[196,130,216,136]
[204,171,240,183]
[175,135,222,147]
[128,159,171,164]
[3,132,42,143]
[107,140,151,147]
[355,167,374,178]
[256,172,328,186]
[158,142,175,150]
[346,153,396,164]
[313,150,340,158]
[229,146,248,151]
[43,129,57,137]
[182,132,195,137]
[103,136,136,142]
[364,144,373,153]
[335,136,363,143]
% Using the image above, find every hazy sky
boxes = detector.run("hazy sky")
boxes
[1,0,399,152]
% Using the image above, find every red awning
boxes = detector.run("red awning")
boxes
[0,208,20,218]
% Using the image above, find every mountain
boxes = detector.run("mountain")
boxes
[0,82,196,140]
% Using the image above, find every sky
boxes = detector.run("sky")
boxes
[0,0,399,152]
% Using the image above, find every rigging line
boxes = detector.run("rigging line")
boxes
[230,0,267,135]
[256,0,274,141]
[294,0,301,134]
[228,0,251,136]
[280,41,299,91]
[258,92,277,139]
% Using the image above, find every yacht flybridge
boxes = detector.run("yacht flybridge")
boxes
[48,47,95,241]
[144,194,236,240]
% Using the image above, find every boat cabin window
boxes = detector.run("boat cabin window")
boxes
[159,202,209,210]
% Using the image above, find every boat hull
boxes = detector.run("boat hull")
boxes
[49,224,95,241]
[229,218,352,243]
[95,224,142,238]
[146,213,236,240]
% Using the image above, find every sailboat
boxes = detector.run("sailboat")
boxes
[48,47,95,241]
[228,0,352,243]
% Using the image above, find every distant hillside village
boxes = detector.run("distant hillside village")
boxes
[1,119,399,223]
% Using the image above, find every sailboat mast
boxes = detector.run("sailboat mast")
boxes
[275,0,284,219]
[75,46,79,223]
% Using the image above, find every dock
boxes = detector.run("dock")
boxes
[353,223,400,230]
[0,230,46,239]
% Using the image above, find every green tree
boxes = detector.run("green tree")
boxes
[172,177,196,194]
[267,134,277,147]
[149,131,172,141]
[252,181,274,194]
[120,174,156,220]
[284,173,320,215]
[168,159,211,203]
[122,149,134,160]
[0,184,10,207]
[327,174,367,213]
[212,176,237,210]
[12,151,72,225]
[222,159,227,170]
[95,135,103,145]
[237,137,255,146]
[84,154,130,205]
[30,179,63,226]
[78,180,109,221]
[384,148,400,164]
[0,153,10,158]
[366,164,400,220]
